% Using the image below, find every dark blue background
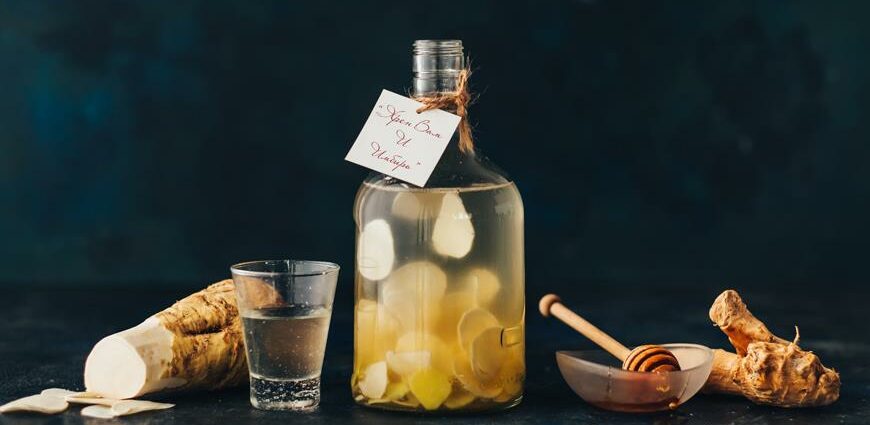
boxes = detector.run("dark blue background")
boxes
[2,0,868,289]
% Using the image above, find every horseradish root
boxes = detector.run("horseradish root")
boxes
[85,279,247,399]
[703,290,840,407]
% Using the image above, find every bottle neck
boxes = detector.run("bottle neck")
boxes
[412,40,465,98]
[410,40,485,185]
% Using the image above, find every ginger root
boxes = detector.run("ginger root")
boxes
[84,280,248,399]
[703,290,840,407]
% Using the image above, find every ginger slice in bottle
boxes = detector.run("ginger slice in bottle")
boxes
[365,381,409,405]
[408,368,452,411]
[358,361,389,399]
[460,268,501,307]
[498,349,524,397]
[470,327,508,381]
[436,290,475,344]
[357,219,395,281]
[444,387,476,409]
[453,356,502,399]
[386,350,431,377]
[393,392,422,408]
[432,193,475,259]
[458,308,500,352]
[384,381,410,400]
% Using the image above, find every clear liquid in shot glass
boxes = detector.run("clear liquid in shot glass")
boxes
[242,305,332,410]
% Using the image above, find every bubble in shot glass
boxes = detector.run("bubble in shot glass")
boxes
[231,260,339,411]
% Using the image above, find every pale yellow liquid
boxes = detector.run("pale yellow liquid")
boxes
[352,181,525,412]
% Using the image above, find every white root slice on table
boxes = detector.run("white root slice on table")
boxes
[66,397,122,406]
[84,280,247,399]
[40,388,80,397]
[41,389,112,404]
[431,193,475,258]
[80,400,174,419]
[357,219,395,281]
[81,405,117,419]
[111,400,175,415]
[0,394,69,414]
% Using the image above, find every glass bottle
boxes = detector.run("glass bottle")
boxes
[351,40,525,413]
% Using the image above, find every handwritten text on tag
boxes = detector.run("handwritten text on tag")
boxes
[344,90,461,187]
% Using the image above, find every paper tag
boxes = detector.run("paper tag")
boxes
[345,90,461,187]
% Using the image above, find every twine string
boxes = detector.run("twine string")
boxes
[414,69,474,153]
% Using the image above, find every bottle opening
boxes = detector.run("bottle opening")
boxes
[413,39,464,74]
[413,39,463,56]
[413,39,465,95]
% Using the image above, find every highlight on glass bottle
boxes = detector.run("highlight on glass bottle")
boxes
[351,40,526,412]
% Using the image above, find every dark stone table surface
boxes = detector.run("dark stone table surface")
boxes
[0,283,866,424]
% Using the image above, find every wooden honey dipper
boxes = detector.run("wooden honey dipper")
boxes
[539,294,681,373]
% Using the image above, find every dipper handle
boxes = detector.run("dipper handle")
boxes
[539,294,631,361]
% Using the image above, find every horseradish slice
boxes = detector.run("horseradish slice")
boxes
[395,332,452,373]
[357,219,395,281]
[358,361,388,399]
[66,397,121,406]
[0,394,68,414]
[39,388,117,406]
[386,350,431,376]
[39,388,78,397]
[81,405,117,418]
[391,191,443,220]
[431,193,475,258]
[457,308,500,352]
[111,400,174,415]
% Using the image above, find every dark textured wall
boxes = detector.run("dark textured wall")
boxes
[2,1,868,289]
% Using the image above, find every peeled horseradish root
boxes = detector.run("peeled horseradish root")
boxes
[703,290,840,407]
[84,280,248,399]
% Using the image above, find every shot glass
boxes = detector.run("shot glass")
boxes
[231,260,339,411]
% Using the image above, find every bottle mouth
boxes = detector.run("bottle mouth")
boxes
[413,39,463,55]
[413,39,464,74]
